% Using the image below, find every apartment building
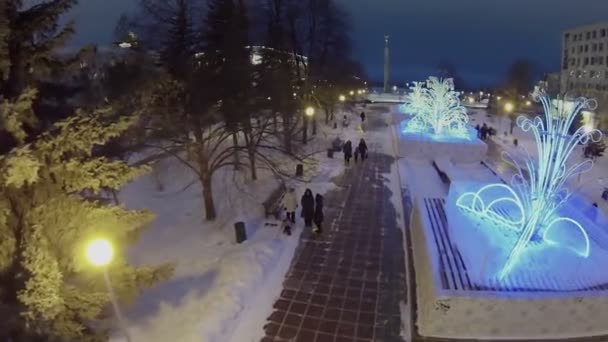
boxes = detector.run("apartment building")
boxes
[561,22,608,129]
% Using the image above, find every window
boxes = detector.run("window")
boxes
[580,46,584,53]
[565,33,570,41]
[587,31,591,39]
[584,57,589,65]
[585,45,589,52]
[577,58,581,66]
[593,30,597,38]
[593,43,598,52]
[603,29,607,37]
[601,43,605,52]
[571,58,576,66]
[591,57,596,65]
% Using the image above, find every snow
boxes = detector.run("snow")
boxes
[110,117,363,342]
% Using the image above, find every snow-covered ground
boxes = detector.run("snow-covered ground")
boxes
[109,112,372,342]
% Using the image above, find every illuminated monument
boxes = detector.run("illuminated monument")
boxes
[403,77,470,139]
[455,87,601,278]
[410,87,608,339]
[397,76,485,162]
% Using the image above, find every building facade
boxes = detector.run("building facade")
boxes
[561,22,608,129]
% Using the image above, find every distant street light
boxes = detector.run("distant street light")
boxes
[525,100,532,107]
[349,90,355,96]
[479,91,484,97]
[504,102,514,113]
[339,95,346,102]
[305,106,315,117]
[468,97,475,104]
[86,239,132,342]
[497,96,503,101]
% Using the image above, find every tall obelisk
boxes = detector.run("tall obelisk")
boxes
[383,35,390,93]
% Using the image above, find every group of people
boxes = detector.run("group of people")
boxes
[342,138,368,165]
[281,188,324,236]
[475,123,494,141]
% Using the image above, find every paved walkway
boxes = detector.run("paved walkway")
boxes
[261,153,407,342]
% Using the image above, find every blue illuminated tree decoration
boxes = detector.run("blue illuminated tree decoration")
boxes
[456,88,602,279]
[404,77,469,139]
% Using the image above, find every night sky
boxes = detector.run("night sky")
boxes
[67,0,608,87]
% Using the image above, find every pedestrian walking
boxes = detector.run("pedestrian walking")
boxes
[360,111,366,122]
[475,124,481,138]
[358,138,368,161]
[313,194,324,234]
[354,146,360,163]
[283,188,298,224]
[343,140,353,165]
[481,123,488,141]
[301,189,315,228]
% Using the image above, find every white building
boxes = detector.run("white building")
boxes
[561,22,608,129]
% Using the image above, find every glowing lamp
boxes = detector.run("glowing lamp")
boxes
[468,97,475,104]
[349,90,355,96]
[525,100,532,106]
[504,102,514,113]
[86,239,114,267]
[497,96,502,101]
[339,95,346,102]
[305,107,315,117]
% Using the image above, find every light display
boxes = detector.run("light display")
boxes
[456,88,602,279]
[404,77,470,139]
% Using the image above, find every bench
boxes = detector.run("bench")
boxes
[263,182,287,219]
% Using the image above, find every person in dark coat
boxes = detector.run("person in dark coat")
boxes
[475,124,481,138]
[301,189,315,228]
[358,139,368,161]
[481,123,488,141]
[313,194,324,234]
[343,140,353,165]
[360,112,366,122]
[354,146,360,163]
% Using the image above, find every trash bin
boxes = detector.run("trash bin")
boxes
[234,222,247,244]
[327,149,334,158]
[296,164,304,177]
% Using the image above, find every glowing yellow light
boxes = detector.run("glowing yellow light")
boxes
[504,102,514,113]
[497,96,502,101]
[526,101,532,106]
[339,95,346,102]
[86,239,114,267]
[349,90,355,96]
[468,97,475,103]
[305,107,315,117]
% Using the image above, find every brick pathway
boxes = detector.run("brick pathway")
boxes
[261,153,407,342]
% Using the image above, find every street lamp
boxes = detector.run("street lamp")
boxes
[339,95,346,102]
[349,90,355,96]
[525,100,532,107]
[504,102,514,113]
[305,106,315,117]
[86,239,132,342]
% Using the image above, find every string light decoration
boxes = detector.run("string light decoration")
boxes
[403,77,470,139]
[456,87,602,279]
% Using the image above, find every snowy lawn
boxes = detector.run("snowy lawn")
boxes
[108,113,369,342]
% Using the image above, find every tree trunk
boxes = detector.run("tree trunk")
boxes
[232,132,240,170]
[312,117,317,135]
[282,113,292,154]
[302,115,308,145]
[201,172,217,221]
[248,145,257,180]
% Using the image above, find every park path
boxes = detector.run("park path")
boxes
[260,127,407,342]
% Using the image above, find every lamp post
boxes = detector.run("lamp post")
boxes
[86,239,132,342]
[504,102,515,136]
[306,106,316,136]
